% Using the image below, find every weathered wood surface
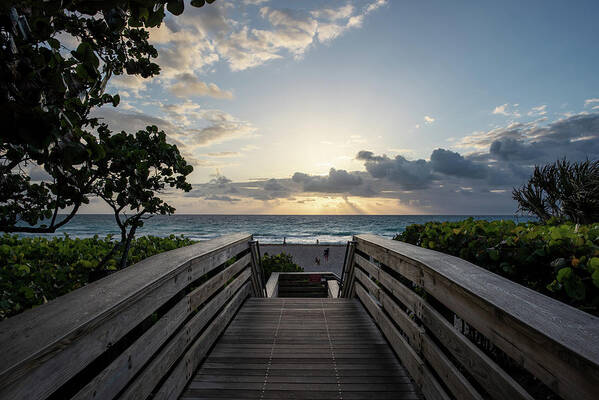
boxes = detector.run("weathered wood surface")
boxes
[180,298,420,400]
[0,233,252,400]
[353,234,599,400]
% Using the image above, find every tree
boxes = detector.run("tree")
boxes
[0,0,214,233]
[513,159,599,224]
[94,125,193,268]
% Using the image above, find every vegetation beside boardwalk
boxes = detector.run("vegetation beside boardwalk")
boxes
[0,234,194,320]
[395,219,599,315]
[260,252,303,280]
[0,234,303,320]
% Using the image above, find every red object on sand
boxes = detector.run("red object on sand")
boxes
[309,274,321,282]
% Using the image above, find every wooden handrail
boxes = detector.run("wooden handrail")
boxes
[0,233,254,400]
[347,234,599,400]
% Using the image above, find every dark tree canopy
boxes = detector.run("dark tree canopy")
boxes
[0,0,214,233]
[513,159,599,224]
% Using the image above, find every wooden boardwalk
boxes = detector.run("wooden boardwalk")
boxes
[180,298,419,400]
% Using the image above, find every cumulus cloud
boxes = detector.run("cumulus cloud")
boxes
[356,152,433,189]
[424,115,435,124]
[492,103,521,118]
[459,113,599,163]
[528,104,547,116]
[168,73,233,99]
[148,0,388,73]
[292,168,363,193]
[430,148,487,178]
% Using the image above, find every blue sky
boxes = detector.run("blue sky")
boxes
[90,0,599,214]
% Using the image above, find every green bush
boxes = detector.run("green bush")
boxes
[395,219,599,314]
[0,234,195,320]
[261,252,303,280]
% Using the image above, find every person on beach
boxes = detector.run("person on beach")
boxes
[316,239,319,245]
[283,237,286,245]
[315,257,320,266]
[324,248,329,263]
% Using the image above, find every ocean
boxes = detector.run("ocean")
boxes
[17,214,534,244]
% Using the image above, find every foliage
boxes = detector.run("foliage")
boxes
[0,233,194,319]
[261,252,303,280]
[395,219,599,314]
[0,0,214,233]
[94,125,193,268]
[513,159,599,224]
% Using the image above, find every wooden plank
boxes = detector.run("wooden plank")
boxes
[355,234,599,400]
[355,284,450,400]
[119,269,251,400]
[422,334,483,400]
[154,282,251,400]
[419,300,532,400]
[0,233,252,400]
[182,297,419,400]
[71,255,251,400]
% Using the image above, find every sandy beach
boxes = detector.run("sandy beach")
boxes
[260,244,346,277]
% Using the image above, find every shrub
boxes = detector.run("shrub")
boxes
[0,234,194,319]
[395,219,599,315]
[261,252,303,280]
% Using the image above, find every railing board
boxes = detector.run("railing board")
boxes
[354,267,482,399]
[119,268,251,400]
[356,241,543,399]
[154,282,251,400]
[421,335,483,400]
[355,234,599,400]
[355,284,450,400]
[0,233,252,400]
[71,253,251,400]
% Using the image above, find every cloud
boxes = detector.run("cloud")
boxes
[584,98,599,106]
[263,178,286,191]
[492,103,521,118]
[168,73,233,99]
[292,168,364,193]
[204,152,240,158]
[204,195,240,202]
[150,0,388,72]
[430,149,487,178]
[424,115,435,124]
[459,113,599,164]
[210,175,232,186]
[356,152,434,189]
[243,0,269,5]
[528,104,547,116]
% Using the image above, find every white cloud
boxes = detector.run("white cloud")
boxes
[424,115,435,124]
[168,73,233,99]
[492,103,521,118]
[527,104,547,116]
[584,98,599,106]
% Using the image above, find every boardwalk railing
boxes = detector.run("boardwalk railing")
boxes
[0,233,260,400]
[341,234,599,400]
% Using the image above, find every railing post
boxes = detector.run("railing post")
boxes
[249,240,266,297]
[340,240,356,298]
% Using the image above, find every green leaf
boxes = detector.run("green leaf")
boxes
[556,267,572,282]
[564,275,586,301]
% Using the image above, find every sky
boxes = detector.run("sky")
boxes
[87,0,599,214]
